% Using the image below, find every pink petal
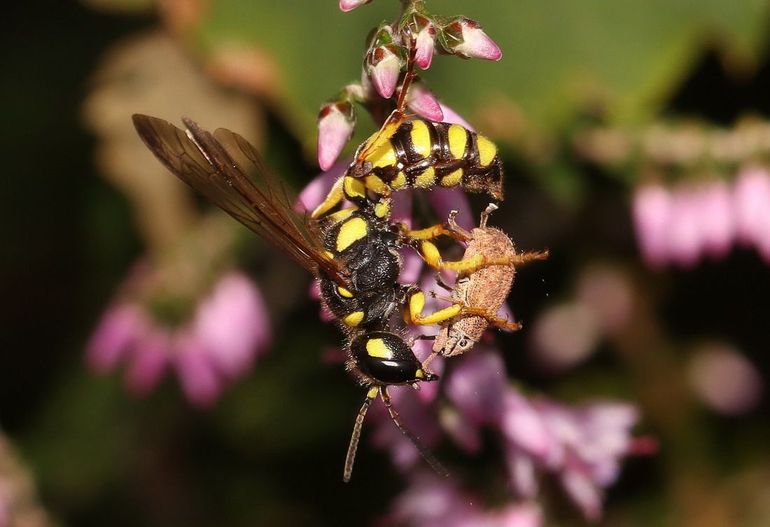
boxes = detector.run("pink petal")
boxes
[632,183,672,268]
[440,103,475,130]
[494,503,543,527]
[452,18,502,61]
[445,351,506,424]
[530,302,601,371]
[414,24,436,69]
[123,327,170,396]
[441,405,482,453]
[698,181,735,258]
[734,167,770,251]
[368,47,401,99]
[505,447,539,498]
[295,160,349,213]
[173,332,223,408]
[500,389,554,460]
[86,302,147,372]
[317,103,354,170]
[407,83,444,121]
[192,272,270,379]
[339,0,369,11]
[667,185,704,267]
[561,469,603,522]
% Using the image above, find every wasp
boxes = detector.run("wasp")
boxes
[132,114,447,482]
[311,40,504,221]
[407,204,548,362]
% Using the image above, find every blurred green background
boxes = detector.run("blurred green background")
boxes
[3,1,770,525]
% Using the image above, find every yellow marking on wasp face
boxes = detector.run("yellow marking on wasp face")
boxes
[343,311,365,326]
[366,386,379,399]
[410,120,432,158]
[448,124,468,159]
[327,207,355,224]
[476,135,497,166]
[337,286,353,298]
[414,166,436,188]
[374,200,391,218]
[441,168,463,187]
[336,216,368,251]
[391,171,407,189]
[415,369,425,379]
[366,338,393,359]
[343,176,366,199]
[364,174,387,194]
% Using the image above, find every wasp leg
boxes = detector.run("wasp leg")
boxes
[406,289,464,326]
[433,273,454,292]
[311,175,345,219]
[343,386,378,483]
[478,202,498,228]
[379,386,449,479]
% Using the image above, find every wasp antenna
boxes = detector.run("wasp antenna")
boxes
[395,33,418,114]
[379,387,449,479]
[343,389,377,483]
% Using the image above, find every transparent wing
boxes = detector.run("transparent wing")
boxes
[132,114,347,285]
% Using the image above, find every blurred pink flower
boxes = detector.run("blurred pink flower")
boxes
[734,167,770,261]
[444,17,502,61]
[500,392,639,522]
[445,350,507,425]
[632,183,673,268]
[699,180,735,258]
[530,302,601,371]
[391,473,542,527]
[87,271,271,407]
[667,186,703,267]
[317,101,355,170]
[687,342,763,415]
[339,0,371,12]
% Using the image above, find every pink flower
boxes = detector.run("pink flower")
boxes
[390,473,542,527]
[317,101,355,170]
[500,388,640,521]
[632,183,673,268]
[414,20,437,69]
[339,0,370,12]
[87,270,271,407]
[443,17,502,61]
[407,83,444,122]
[445,350,507,425]
[699,180,735,258]
[366,44,401,99]
[734,167,770,261]
[667,185,703,267]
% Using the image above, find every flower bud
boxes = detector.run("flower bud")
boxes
[406,83,443,121]
[406,13,436,69]
[317,101,355,170]
[366,44,402,99]
[339,0,371,12]
[441,17,502,61]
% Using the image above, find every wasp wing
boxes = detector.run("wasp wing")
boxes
[132,114,347,285]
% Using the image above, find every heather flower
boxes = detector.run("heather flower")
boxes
[317,101,355,170]
[366,38,402,99]
[632,182,673,268]
[698,180,734,258]
[412,16,437,70]
[441,17,502,61]
[339,0,371,12]
[667,186,702,267]
[734,167,770,261]
[87,271,271,407]
[501,390,640,521]
[390,472,542,527]
[407,83,444,121]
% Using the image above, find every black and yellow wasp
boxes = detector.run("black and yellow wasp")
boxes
[132,114,446,482]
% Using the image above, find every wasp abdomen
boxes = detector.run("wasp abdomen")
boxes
[359,118,504,201]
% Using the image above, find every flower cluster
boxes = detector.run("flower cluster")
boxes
[632,168,770,268]
[87,269,271,407]
[368,350,642,522]
[318,2,502,170]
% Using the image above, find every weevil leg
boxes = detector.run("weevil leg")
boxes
[512,249,550,266]
[479,202,499,228]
